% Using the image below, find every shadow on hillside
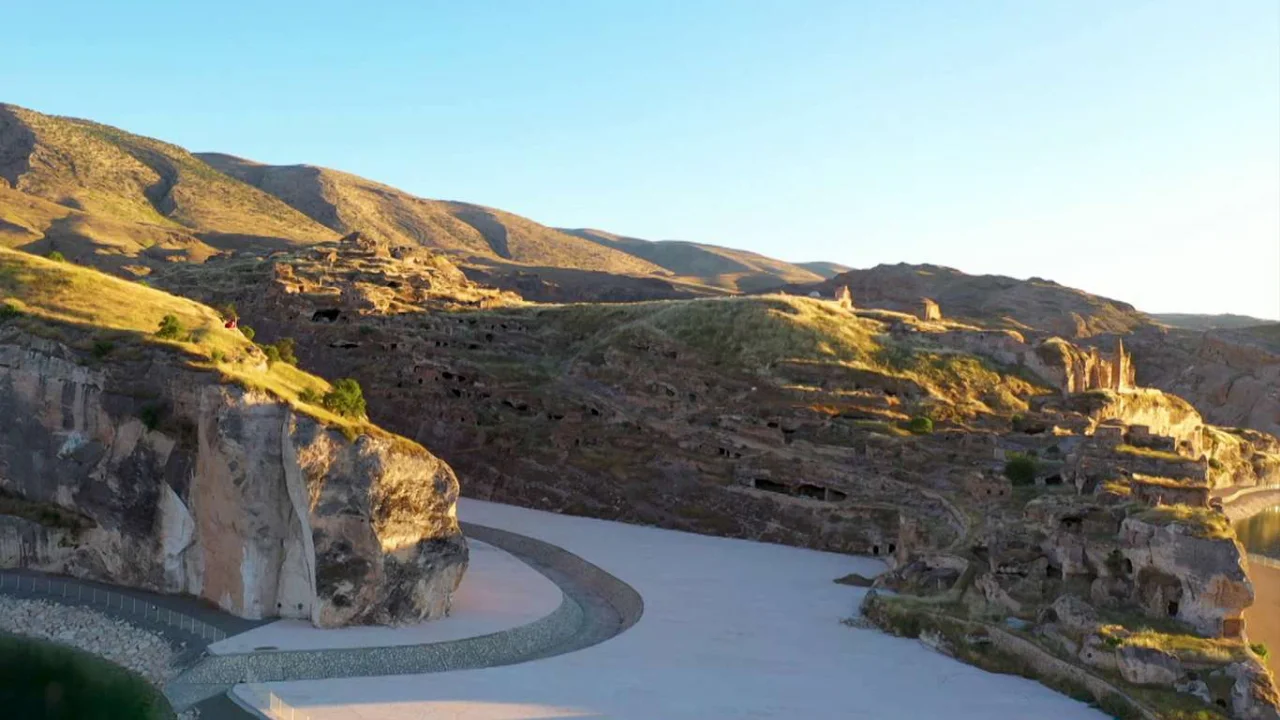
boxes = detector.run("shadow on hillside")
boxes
[461,260,725,303]
[197,232,313,254]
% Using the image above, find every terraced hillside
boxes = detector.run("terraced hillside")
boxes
[153,235,1280,718]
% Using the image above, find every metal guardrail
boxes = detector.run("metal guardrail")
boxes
[0,571,227,642]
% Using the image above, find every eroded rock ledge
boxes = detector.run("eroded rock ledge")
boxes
[0,331,467,627]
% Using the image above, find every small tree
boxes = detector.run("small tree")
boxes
[908,416,934,435]
[275,337,298,366]
[239,325,256,341]
[1004,453,1039,486]
[47,250,66,262]
[156,314,184,340]
[322,378,366,419]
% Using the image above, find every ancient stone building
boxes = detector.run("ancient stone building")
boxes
[919,298,942,321]
[835,285,854,311]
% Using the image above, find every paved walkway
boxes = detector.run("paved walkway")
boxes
[166,521,643,711]
[209,538,563,654]
[235,499,1107,720]
[0,521,643,717]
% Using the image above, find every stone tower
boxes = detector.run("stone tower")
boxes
[919,298,942,322]
[1113,338,1134,391]
[835,286,854,311]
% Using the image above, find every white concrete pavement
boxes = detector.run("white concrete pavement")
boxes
[234,498,1106,719]
[211,539,562,654]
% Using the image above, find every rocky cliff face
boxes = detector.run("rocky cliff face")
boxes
[1130,326,1280,440]
[0,329,467,627]
[1120,516,1254,637]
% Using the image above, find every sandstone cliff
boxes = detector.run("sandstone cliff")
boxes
[0,249,467,626]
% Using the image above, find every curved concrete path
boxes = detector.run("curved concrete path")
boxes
[166,521,644,710]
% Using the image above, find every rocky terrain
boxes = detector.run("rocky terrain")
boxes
[0,248,468,627]
[0,596,175,685]
[2,101,1279,718]
[146,232,1279,717]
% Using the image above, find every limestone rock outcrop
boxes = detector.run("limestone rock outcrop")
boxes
[0,330,467,627]
[1119,515,1252,637]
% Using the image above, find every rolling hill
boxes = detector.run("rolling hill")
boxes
[1150,313,1280,331]
[196,153,664,276]
[786,262,1151,338]
[0,104,335,248]
[559,228,826,292]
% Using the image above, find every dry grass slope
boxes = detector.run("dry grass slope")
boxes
[0,104,335,245]
[0,247,400,441]
[497,294,1046,418]
[197,153,665,274]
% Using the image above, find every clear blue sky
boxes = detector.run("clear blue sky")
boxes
[5,0,1278,318]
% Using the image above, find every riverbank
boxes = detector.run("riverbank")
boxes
[1228,492,1280,679]
[1246,559,1280,677]
[1217,486,1280,522]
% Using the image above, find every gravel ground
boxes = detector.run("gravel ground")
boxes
[0,596,199,717]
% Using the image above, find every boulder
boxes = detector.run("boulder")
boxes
[1121,516,1253,636]
[1117,644,1183,686]
[1228,661,1280,720]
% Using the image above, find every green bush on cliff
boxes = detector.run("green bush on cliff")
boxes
[1004,453,1038,486]
[322,378,367,419]
[239,325,256,341]
[1251,642,1269,660]
[258,337,298,366]
[908,416,934,434]
[154,314,184,340]
[46,250,66,263]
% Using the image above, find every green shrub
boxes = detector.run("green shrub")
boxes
[0,633,173,719]
[298,388,321,404]
[907,416,934,435]
[275,337,298,365]
[91,340,114,359]
[47,250,66,262]
[258,338,297,366]
[1004,453,1039,486]
[322,378,366,419]
[240,325,256,341]
[1251,642,1270,660]
[209,349,226,363]
[0,302,23,322]
[155,314,184,340]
